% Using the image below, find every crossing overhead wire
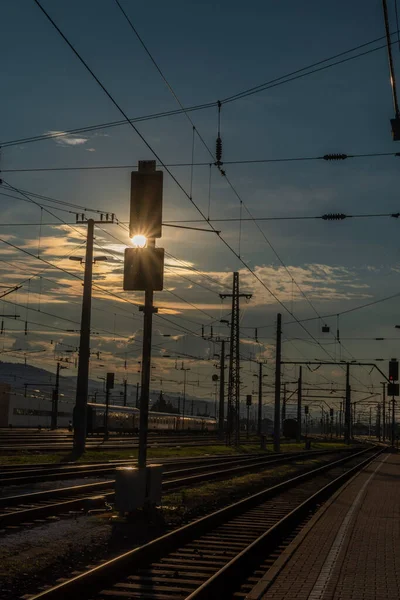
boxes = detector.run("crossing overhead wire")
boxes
[0,191,84,215]
[112,0,335,355]
[95,220,218,321]
[164,210,400,223]
[31,0,364,369]
[32,0,214,234]
[0,183,152,323]
[0,33,395,149]
[0,257,137,322]
[108,3,392,376]
[116,221,226,290]
[255,289,400,331]
[0,186,111,215]
[220,34,396,104]
[3,150,400,172]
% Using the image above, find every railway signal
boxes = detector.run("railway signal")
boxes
[246,395,252,439]
[124,160,165,507]
[129,162,163,240]
[389,358,398,383]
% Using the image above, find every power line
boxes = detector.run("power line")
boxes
[3,150,400,173]
[29,0,374,372]
[32,0,214,235]
[94,220,218,321]
[3,208,400,228]
[0,186,111,215]
[112,9,371,374]
[0,33,394,149]
[221,35,392,104]
[256,289,400,330]
[164,211,400,223]
[112,3,341,366]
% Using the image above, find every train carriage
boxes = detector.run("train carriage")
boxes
[85,402,216,434]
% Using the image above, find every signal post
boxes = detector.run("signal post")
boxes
[388,358,398,447]
[117,160,164,513]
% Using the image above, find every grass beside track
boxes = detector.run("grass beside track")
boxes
[158,449,362,525]
[0,440,351,465]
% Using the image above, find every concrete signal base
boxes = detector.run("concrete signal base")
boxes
[115,464,163,514]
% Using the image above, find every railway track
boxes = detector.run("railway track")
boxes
[0,439,242,453]
[0,447,358,530]
[0,431,235,452]
[0,447,349,485]
[26,446,382,600]
[0,451,278,485]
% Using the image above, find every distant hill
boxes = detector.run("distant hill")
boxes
[0,361,215,416]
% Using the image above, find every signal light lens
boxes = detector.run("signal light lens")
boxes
[131,234,147,248]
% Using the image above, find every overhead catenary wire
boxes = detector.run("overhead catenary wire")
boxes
[29,6,354,376]
[3,150,400,173]
[0,32,396,149]
[11,0,382,394]
[109,0,346,370]
[255,288,400,331]
[32,0,215,235]
[3,208,400,228]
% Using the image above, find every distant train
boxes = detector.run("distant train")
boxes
[85,402,217,434]
[1,391,217,432]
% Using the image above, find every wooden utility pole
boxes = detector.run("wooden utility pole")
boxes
[72,216,111,454]
[73,220,94,454]
[274,313,282,452]
[344,363,351,444]
[296,366,302,442]
[257,362,263,436]
[219,340,225,437]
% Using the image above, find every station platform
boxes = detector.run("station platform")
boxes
[247,452,400,600]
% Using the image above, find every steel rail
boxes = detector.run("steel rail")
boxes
[26,447,378,600]
[0,448,358,529]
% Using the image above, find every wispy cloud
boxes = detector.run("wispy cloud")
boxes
[46,131,89,147]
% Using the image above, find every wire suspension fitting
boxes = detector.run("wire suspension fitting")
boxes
[321,213,347,220]
[323,154,348,160]
[215,101,224,173]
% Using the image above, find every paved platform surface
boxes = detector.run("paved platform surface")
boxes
[249,452,400,600]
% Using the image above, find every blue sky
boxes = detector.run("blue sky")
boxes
[1,0,400,419]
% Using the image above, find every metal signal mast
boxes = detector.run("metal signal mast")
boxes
[220,272,252,446]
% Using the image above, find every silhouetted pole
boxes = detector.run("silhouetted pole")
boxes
[257,362,263,436]
[296,366,302,442]
[136,382,140,408]
[104,382,110,440]
[219,340,225,437]
[344,363,351,444]
[51,362,60,430]
[138,284,154,468]
[391,396,396,447]
[282,382,286,427]
[73,219,94,454]
[123,379,127,406]
[377,403,381,441]
[274,313,282,452]
[382,383,386,442]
